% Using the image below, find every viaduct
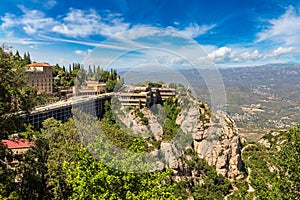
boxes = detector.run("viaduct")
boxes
[23,94,112,130]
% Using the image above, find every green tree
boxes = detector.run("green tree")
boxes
[162,98,181,141]
[0,46,37,137]
[63,147,186,200]
[106,79,117,92]
[23,52,31,65]
[234,125,300,199]
[0,144,16,199]
[41,118,81,199]
[274,125,300,199]
[15,138,50,199]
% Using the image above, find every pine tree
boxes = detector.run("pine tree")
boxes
[15,50,21,59]
[23,52,31,64]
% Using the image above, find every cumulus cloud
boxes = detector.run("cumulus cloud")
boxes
[53,9,130,37]
[74,49,93,57]
[267,46,294,57]
[233,50,263,62]
[199,47,293,64]
[256,6,300,45]
[207,47,233,63]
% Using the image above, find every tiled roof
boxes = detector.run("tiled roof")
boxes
[27,63,52,67]
[1,139,35,149]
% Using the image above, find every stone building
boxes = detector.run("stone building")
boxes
[1,139,35,169]
[73,81,106,96]
[25,63,53,94]
[118,85,176,107]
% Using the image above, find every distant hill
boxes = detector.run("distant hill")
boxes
[119,63,300,140]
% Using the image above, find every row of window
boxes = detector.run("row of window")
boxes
[30,74,51,77]
[30,78,52,82]
[31,83,52,86]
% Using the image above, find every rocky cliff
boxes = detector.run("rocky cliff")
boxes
[115,89,244,180]
[175,94,244,179]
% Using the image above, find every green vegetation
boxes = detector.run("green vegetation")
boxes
[183,150,232,199]
[53,63,123,93]
[162,98,181,141]
[230,125,300,199]
[135,81,164,88]
[0,46,38,137]
[52,64,75,88]
[0,115,235,199]
[1,47,299,199]
[0,117,189,199]
[135,108,149,125]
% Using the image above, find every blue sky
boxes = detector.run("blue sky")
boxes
[1,0,300,68]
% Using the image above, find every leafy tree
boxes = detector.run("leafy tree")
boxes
[105,79,117,92]
[0,144,16,199]
[52,64,75,89]
[63,147,186,200]
[0,46,37,137]
[274,125,300,199]
[184,150,232,200]
[41,118,81,199]
[15,138,50,199]
[233,125,300,199]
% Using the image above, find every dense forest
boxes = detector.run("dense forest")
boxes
[0,46,299,199]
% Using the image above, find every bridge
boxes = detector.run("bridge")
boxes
[23,93,112,130]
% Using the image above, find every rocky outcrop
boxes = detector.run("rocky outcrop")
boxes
[166,94,243,180]
[117,91,244,180]
[117,106,164,141]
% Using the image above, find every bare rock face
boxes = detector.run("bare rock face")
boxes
[117,107,163,141]
[116,92,244,180]
[160,142,183,169]
[176,96,244,180]
[258,138,271,148]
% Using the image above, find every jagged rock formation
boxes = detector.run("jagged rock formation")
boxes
[175,95,243,179]
[117,106,164,141]
[116,90,244,180]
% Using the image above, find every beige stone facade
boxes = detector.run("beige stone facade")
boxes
[118,85,176,107]
[73,81,106,96]
[25,63,53,94]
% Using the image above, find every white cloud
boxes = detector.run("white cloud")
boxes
[256,6,300,46]
[207,47,233,63]
[233,50,263,62]
[52,9,102,37]
[1,6,130,38]
[1,5,57,35]
[43,0,57,9]
[74,49,93,58]
[174,23,216,38]
[0,37,44,45]
[74,50,84,55]
[267,46,294,57]
[1,6,215,40]
[198,46,292,64]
